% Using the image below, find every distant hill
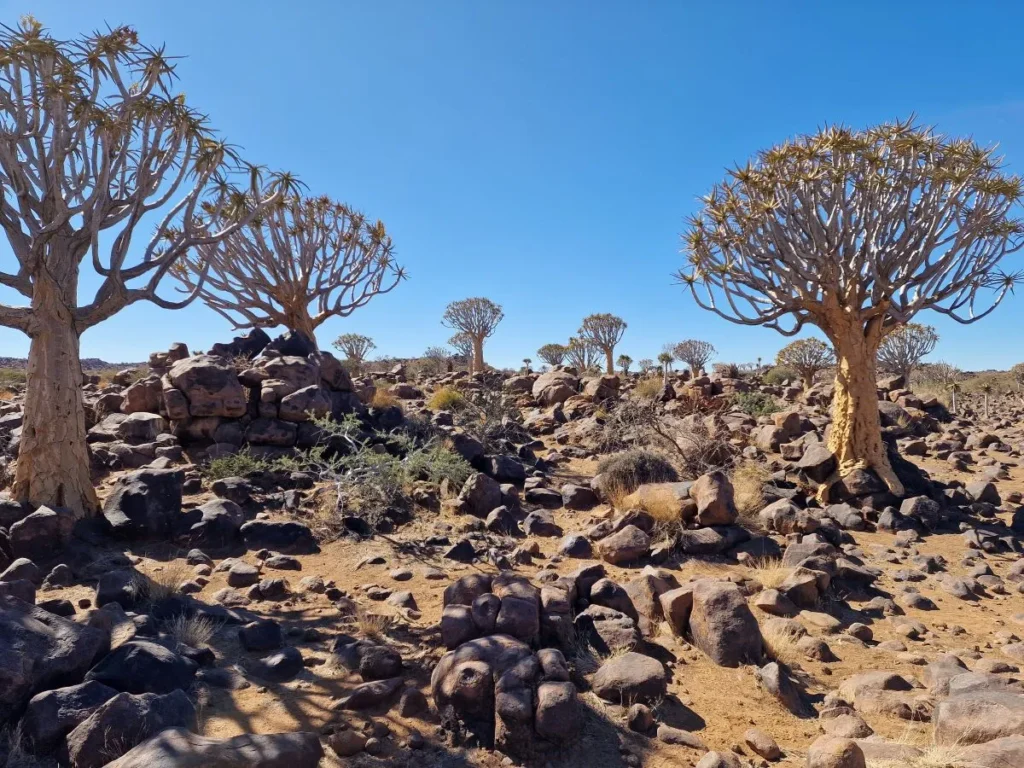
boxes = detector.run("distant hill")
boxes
[0,356,143,372]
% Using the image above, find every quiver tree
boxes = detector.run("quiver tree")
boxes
[441,297,503,373]
[679,120,1024,497]
[578,313,627,374]
[448,332,474,368]
[657,352,673,383]
[925,361,964,414]
[673,339,716,376]
[776,338,836,389]
[179,194,405,343]
[876,323,938,385]
[421,346,450,375]
[637,358,654,375]
[617,354,632,374]
[536,343,567,367]
[1011,362,1024,391]
[0,20,290,515]
[565,337,599,372]
[332,333,375,371]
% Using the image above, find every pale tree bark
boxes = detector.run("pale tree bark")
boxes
[472,336,485,374]
[604,348,614,375]
[824,306,903,498]
[14,258,97,514]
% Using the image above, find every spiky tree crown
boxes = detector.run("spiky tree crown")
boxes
[441,297,504,338]
[677,119,1024,337]
[776,338,835,375]
[578,313,627,351]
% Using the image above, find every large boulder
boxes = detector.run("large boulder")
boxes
[9,505,76,561]
[458,472,502,517]
[0,595,106,723]
[591,652,667,703]
[688,579,762,667]
[240,520,318,554]
[21,681,120,753]
[692,471,737,526]
[103,468,184,538]
[933,691,1024,746]
[65,690,196,768]
[86,641,198,695]
[167,355,247,418]
[104,728,325,768]
[532,370,579,406]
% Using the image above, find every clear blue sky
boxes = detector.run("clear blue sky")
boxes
[2,1,1024,369]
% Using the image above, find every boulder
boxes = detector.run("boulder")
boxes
[0,595,106,723]
[591,652,668,703]
[168,355,247,418]
[105,728,324,768]
[532,370,578,406]
[239,520,318,554]
[933,691,1024,746]
[598,525,650,565]
[21,681,119,753]
[458,472,502,517]
[688,579,762,667]
[9,505,75,561]
[103,468,184,538]
[692,471,737,526]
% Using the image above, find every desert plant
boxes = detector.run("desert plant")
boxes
[657,352,674,384]
[565,337,600,372]
[673,339,716,376]
[537,343,568,367]
[179,194,406,343]
[634,377,663,400]
[371,390,402,410]
[165,613,221,648]
[617,354,632,374]
[762,365,798,386]
[441,297,503,373]
[637,358,654,374]
[427,387,467,412]
[1012,362,1024,391]
[421,346,451,376]
[333,333,376,372]
[578,313,628,374]
[775,338,835,389]
[448,331,475,368]
[203,449,272,480]
[679,118,1024,497]
[731,460,772,522]
[877,323,939,384]
[712,361,740,378]
[731,391,782,417]
[0,19,291,515]
[596,449,679,499]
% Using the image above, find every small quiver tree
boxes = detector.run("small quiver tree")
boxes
[578,313,627,374]
[441,298,503,373]
[536,343,567,367]
[678,120,1024,497]
[776,338,835,390]
[673,339,716,376]
[333,333,375,372]
[876,323,938,386]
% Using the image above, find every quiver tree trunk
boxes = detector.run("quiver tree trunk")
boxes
[604,349,614,375]
[13,269,98,517]
[801,371,814,390]
[825,311,904,499]
[472,336,485,374]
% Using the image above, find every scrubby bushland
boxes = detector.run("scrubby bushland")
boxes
[762,365,797,386]
[428,387,468,411]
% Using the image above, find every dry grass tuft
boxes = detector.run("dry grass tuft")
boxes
[133,561,194,603]
[681,559,734,580]
[731,460,771,522]
[759,618,806,667]
[634,377,663,400]
[371,390,401,410]
[746,557,792,590]
[356,609,394,641]
[867,734,969,768]
[165,613,221,648]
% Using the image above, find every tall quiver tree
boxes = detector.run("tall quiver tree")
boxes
[448,332,474,369]
[578,313,627,374]
[776,338,835,389]
[333,333,375,371]
[179,194,405,344]
[679,120,1024,496]
[0,19,289,516]
[876,323,938,385]
[441,298,503,373]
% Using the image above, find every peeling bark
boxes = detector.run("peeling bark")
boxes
[472,336,485,374]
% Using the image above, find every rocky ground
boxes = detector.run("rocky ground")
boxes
[0,331,1022,767]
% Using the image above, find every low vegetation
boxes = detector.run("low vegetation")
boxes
[427,386,467,411]
[597,449,678,501]
[730,391,781,417]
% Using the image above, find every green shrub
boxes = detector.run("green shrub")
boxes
[596,449,678,499]
[731,391,781,417]
[427,386,467,411]
[204,449,271,480]
[762,365,797,386]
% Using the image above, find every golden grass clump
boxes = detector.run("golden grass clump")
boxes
[370,390,401,410]
[634,377,663,400]
[731,459,772,522]
[427,386,467,411]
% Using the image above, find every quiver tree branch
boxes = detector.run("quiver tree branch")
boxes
[678,118,1024,497]
[178,194,405,342]
[0,17,291,516]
